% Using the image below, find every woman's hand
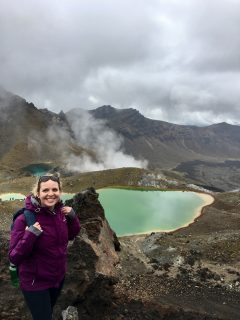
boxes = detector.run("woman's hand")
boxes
[33,222,43,232]
[61,206,73,215]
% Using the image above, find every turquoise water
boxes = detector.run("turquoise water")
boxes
[22,164,52,176]
[98,189,206,236]
[61,193,74,202]
[0,193,26,201]
[0,189,208,236]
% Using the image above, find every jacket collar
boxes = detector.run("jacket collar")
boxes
[25,194,63,213]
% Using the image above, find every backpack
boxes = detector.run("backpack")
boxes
[9,208,36,288]
[11,208,36,230]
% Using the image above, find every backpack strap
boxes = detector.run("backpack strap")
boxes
[11,208,25,230]
[23,209,36,227]
[9,209,36,273]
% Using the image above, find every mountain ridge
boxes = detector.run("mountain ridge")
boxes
[89,105,240,168]
[1,91,240,176]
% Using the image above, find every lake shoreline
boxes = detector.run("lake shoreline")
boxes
[118,191,215,238]
[171,192,215,234]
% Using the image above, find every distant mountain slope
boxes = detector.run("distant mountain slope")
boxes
[90,105,240,168]
[0,91,92,169]
[1,89,240,174]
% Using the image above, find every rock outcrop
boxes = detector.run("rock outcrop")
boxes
[57,188,120,318]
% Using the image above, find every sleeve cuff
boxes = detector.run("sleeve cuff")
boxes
[67,209,76,219]
[27,225,42,236]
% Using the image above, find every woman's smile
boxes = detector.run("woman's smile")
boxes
[37,180,61,209]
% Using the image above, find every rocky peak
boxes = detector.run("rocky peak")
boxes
[92,104,116,115]
[90,105,144,121]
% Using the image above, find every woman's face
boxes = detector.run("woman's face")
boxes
[37,180,61,209]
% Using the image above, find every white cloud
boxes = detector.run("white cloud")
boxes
[0,0,240,125]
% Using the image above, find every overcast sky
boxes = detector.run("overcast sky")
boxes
[0,0,240,125]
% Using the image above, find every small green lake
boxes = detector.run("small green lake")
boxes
[0,193,26,201]
[98,188,211,236]
[22,163,53,176]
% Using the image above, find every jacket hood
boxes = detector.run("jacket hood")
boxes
[25,194,63,212]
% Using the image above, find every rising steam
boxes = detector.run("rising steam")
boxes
[65,109,148,172]
[0,87,148,172]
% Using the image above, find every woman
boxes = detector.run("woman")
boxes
[9,175,81,320]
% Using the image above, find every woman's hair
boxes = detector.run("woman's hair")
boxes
[31,173,62,197]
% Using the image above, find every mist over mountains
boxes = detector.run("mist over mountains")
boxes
[0,90,147,173]
[1,89,240,190]
[90,105,240,167]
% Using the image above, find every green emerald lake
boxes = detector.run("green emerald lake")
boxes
[0,189,212,236]
[98,189,209,236]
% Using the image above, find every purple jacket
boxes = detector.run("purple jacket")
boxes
[9,195,81,291]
